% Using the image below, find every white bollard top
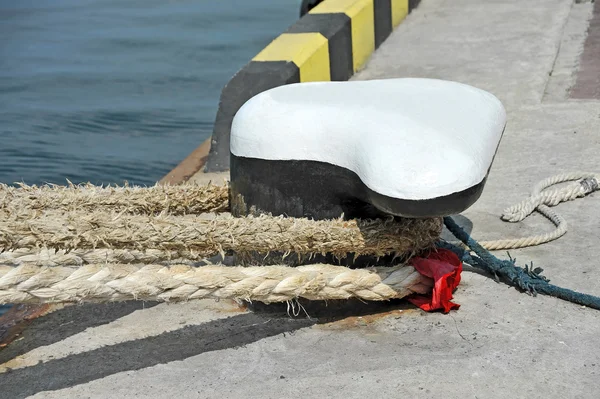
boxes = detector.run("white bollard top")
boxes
[230,78,506,201]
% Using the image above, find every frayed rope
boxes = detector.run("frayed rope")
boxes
[441,217,600,310]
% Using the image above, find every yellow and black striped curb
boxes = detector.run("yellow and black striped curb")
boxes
[206,0,421,172]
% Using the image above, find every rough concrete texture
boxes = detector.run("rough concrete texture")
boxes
[572,0,600,98]
[354,0,574,109]
[2,0,600,398]
[544,1,594,101]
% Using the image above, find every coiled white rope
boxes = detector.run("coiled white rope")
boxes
[479,172,599,250]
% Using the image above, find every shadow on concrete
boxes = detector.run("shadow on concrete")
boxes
[0,299,417,399]
[0,301,159,365]
[247,297,418,319]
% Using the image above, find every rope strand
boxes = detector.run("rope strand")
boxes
[0,262,433,304]
[0,211,442,258]
[0,182,229,216]
[0,248,211,267]
[478,172,599,250]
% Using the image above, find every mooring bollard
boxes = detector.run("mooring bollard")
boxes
[228,78,506,267]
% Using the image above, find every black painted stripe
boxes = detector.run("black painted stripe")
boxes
[205,61,300,172]
[230,155,489,219]
[287,13,353,81]
[299,0,324,17]
[374,0,393,49]
[409,0,421,12]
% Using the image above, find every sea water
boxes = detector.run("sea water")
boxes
[0,0,299,186]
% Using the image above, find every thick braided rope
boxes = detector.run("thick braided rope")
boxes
[0,210,442,258]
[0,263,433,304]
[478,172,599,250]
[0,182,229,216]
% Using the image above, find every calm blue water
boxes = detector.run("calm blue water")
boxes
[0,0,299,187]
[0,0,298,316]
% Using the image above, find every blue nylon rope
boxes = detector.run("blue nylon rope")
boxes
[440,216,600,310]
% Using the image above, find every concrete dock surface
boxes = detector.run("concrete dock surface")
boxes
[2,0,600,397]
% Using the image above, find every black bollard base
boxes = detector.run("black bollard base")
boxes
[229,155,445,267]
[230,155,488,220]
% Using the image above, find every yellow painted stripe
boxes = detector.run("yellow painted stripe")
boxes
[253,33,331,82]
[310,0,375,72]
[391,0,409,27]
[297,36,331,82]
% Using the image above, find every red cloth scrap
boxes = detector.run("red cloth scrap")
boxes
[407,249,463,313]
